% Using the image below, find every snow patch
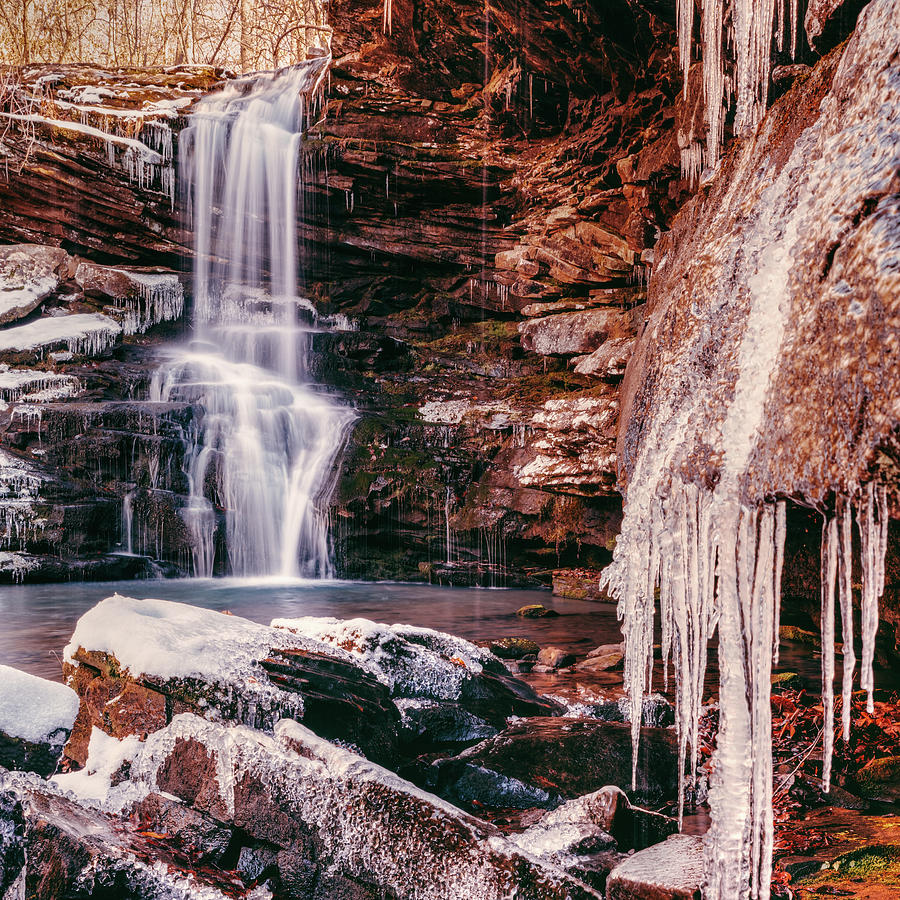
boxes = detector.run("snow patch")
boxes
[0,664,79,745]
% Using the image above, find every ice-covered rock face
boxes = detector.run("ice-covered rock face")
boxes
[608,1,900,897]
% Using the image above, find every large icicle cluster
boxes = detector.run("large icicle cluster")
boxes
[603,0,900,889]
[678,0,799,182]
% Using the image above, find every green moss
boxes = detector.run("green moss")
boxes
[779,625,821,647]
[771,671,804,691]
[830,845,900,876]
[857,757,900,792]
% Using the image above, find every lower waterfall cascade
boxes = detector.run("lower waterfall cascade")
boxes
[150,60,355,579]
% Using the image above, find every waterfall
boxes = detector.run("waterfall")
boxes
[151,60,354,579]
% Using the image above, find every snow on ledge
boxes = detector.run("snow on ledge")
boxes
[271,615,498,700]
[0,313,121,357]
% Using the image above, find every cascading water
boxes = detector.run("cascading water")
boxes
[151,60,354,579]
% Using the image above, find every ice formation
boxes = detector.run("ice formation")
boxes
[602,0,897,894]
[0,448,47,552]
[271,616,498,700]
[152,59,354,577]
[104,271,185,334]
[0,312,121,358]
[0,368,79,402]
[677,0,799,181]
[0,664,79,746]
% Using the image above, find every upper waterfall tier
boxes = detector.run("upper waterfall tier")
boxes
[156,60,354,579]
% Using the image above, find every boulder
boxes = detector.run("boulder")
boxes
[605,834,704,900]
[0,244,70,325]
[62,596,401,767]
[0,665,79,777]
[431,717,678,810]
[62,598,553,767]
[577,644,625,672]
[516,604,560,618]
[487,637,541,659]
[270,615,555,732]
[537,647,576,669]
[513,786,676,861]
[518,309,623,356]
[54,712,604,900]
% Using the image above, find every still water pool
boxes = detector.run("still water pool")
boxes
[0,579,623,681]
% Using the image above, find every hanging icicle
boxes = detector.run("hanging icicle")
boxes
[677,0,801,178]
[383,0,392,35]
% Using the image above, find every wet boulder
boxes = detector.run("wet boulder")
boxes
[0,666,79,777]
[430,717,678,810]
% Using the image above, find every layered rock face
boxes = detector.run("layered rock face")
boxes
[0,2,685,582]
[301,0,686,583]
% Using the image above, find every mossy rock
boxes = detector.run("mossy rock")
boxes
[856,756,900,800]
[771,671,805,691]
[488,637,541,659]
[515,604,559,618]
[830,844,900,876]
[779,625,821,647]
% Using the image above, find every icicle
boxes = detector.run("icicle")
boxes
[837,497,855,742]
[857,483,888,713]
[772,500,786,663]
[821,514,838,793]
[383,0,392,35]
[677,0,693,97]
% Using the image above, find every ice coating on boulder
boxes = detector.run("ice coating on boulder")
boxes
[78,712,602,899]
[271,615,498,700]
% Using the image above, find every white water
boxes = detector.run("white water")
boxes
[152,61,354,579]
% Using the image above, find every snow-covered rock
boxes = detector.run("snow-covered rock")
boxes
[0,312,121,361]
[0,367,79,402]
[63,594,400,766]
[0,244,69,325]
[0,665,79,776]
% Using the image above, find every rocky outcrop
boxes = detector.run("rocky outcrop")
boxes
[0,243,187,581]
